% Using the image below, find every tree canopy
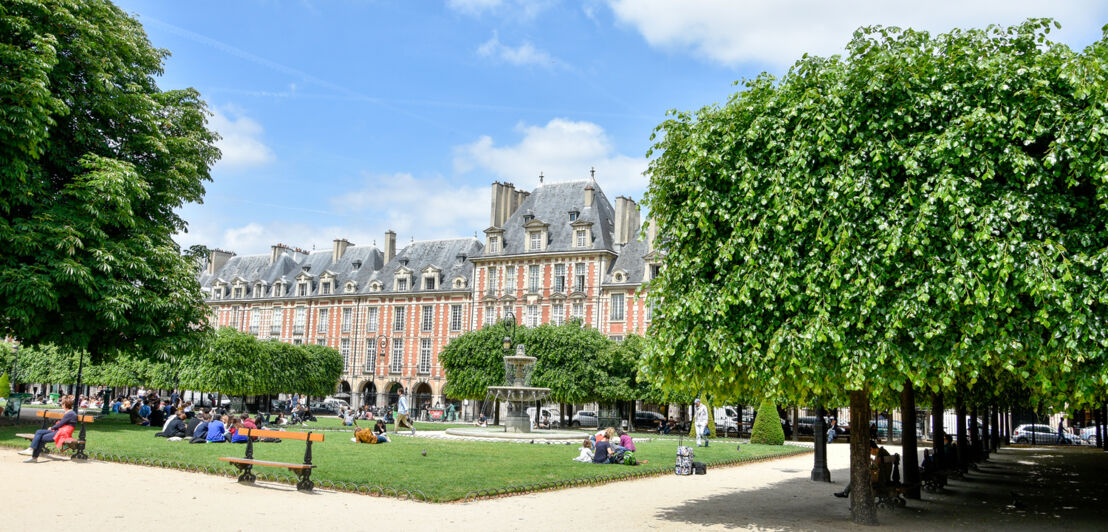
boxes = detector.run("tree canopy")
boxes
[642,19,1108,411]
[0,0,219,363]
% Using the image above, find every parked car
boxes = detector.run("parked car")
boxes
[1079,426,1098,444]
[525,407,562,428]
[1013,424,1078,445]
[874,419,923,440]
[796,416,849,438]
[309,398,349,415]
[571,410,598,427]
[633,411,665,430]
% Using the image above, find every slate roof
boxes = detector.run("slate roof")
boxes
[359,237,483,294]
[491,180,617,255]
[202,245,382,298]
[604,238,648,285]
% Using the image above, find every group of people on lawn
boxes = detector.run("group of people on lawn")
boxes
[574,427,638,464]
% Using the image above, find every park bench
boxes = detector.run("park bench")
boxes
[218,428,323,492]
[873,453,910,508]
[15,410,95,460]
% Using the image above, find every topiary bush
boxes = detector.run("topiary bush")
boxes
[750,399,785,445]
[0,373,8,398]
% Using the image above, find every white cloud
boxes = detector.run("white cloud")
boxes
[208,107,276,169]
[453,118,647,198]
[332,172,490,237]
[446,0,554,19]
[607,0,1107,68]
[477,32,556,67]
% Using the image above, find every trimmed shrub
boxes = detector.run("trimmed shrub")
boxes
[750,399,785,445]
[0,373,8,398]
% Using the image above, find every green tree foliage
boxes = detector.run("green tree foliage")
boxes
[0,0,220,363]
[299,343,344,397]
[440,322,511,400]
[641,20,1108,523]
[750,400,785,445]
[529,322,610,403]
[0,373,9,398]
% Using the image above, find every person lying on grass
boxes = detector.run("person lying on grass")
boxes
[351,419,390,444]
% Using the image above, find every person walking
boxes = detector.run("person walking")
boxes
[1058,416,1067,445]
[694,398,709,447]
[396,387,414,436]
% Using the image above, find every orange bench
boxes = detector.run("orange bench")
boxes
[15,410,96,460]
[218,428,323,492]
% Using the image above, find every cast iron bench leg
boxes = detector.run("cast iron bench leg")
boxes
[233,463,256,484]
[292,468,314,492]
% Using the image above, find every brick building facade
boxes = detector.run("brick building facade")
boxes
[198,178,658,410]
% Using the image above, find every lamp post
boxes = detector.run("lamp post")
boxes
[376,335,388,409]
[811,405,831,481]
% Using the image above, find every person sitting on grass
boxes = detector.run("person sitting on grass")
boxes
[184,413,203,440]
[190,413,211,444]
[156,411,188,439]
[573,438,594,463]
[343,408,355,426]
[372,420,390,443]
[229,417,249,443]
[149,400,166,429]
[475,413,487,427]
[206,414,228,443]
[19,396,77,463]
[592,432,614,464]
[138,401,152,426]
[616,429,636,453]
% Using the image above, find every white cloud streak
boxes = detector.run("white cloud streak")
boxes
[607,0,1108,68]
[208,107,275,169]
[332,173,490,238]
[477,32,557,67]
[446,0,555,20]
[453,118,647,198]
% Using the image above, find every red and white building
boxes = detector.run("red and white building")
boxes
[199,177,659,410]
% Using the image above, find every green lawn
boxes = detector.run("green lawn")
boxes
[0,414,807,501]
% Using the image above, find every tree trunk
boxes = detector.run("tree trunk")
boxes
[1096,405,1103,450]
[849,390,877,525]
[991,404,1000,452]
[970,405,981,461]
[900,380,920,499]
[932,392,945,465]
[980,405,989,459]
[956,398,968,470]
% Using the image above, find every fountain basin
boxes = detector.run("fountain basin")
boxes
[486,386,551,402]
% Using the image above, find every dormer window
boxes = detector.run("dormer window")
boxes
[489,236,499,253]
[321,280,333,295]
[233,286,244,299]
[344,281,357,294]
[370,281,383,292]
[254,282,266,298]
[397,278,408,291]
[614,272,625,283]
[523,214,534,222]
[453,277,467,289]
[272,283,285,297]
[214,285,225,299]
[568,211,579,221]
[529,231,542,251]
[297,282,309,297]
[424,277,436,290]
[575,230,586,247]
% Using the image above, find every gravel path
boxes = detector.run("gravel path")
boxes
[4,441,1104,531]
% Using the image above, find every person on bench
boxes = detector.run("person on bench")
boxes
[19,396,77,463]
[157,411,188,439]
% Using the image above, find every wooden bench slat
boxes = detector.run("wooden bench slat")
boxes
[34,410,96,423]
[218,457,315,469]
[241,428,323,442]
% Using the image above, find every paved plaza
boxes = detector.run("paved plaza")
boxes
[4,441,1105,531]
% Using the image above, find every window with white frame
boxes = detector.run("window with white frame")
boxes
[316,338,327,346]
[293,306,306,334]
[345,281,357,294]
[397,278,408,291]
[321,280,333,295]
[568,211,579,221]
[271,307,283,336]
[297,282,309,297]
[575,263,586,291]
[364,342,376,373]
[254,284,265,298]
[528,264,540,293]
[365,307,378,332]
[421,305,434,332]
[250,308,260,335]
[233,286,244,298]
[488,236,499,253]
[419,338,432,374]
[272,283,284,297]
[317,308,329,334]
[506,266,516,294]
[610,336,624,342]
[393,306,406,332]
[529,231,541,251]
[487,266,497,293]
[572,301,583,320]
[552,303,564,325]
[450,304,463,331]
[527,304,539,327]
[341,307,352,333]
[554,264,565,292]
[390,338,404,373]
[341,338,351,370]
[610,293,625,321]
[575,230,586,247]
[423,276,436,290]
[485,304,496,325]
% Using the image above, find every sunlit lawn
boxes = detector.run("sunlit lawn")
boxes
[0,414,807,501]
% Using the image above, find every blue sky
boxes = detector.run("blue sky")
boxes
[112,0,1108,256]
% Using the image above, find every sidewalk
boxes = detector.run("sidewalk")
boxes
[2,442,1104,531]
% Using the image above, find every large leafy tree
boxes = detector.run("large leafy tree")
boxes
[0,0,219,363]
[642,20,1108,524]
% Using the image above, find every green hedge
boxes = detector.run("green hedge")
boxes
[750,399,785,445]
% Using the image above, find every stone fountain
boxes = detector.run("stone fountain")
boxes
[444,344,581,442]
[487,345,550,433]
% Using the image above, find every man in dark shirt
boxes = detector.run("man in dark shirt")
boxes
[156,411,188,438]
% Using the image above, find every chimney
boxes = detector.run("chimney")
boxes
[646,218,658,252]
[384,230,397,263]
[332,238,352,262]
[514,189,529,216]
[489,182,504,227]
[270,243,290,264]
[584,184,595,208]
[614,197,641,246]
[208,249,235,275]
